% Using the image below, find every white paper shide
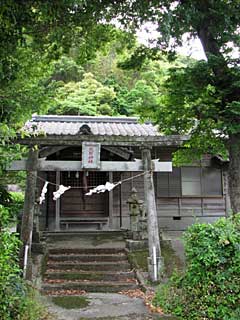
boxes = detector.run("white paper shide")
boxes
[86,182,117,196]
[53,185,71,200]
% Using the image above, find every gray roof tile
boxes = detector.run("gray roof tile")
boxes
[23,115,161,137]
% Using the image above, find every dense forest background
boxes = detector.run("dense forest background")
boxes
[0,23,188,180]
[0,0,239,209]
[0,3,239,319]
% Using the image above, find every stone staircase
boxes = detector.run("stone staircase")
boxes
[41,232,139,295]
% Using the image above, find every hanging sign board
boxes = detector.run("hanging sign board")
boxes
[82,142,101,169]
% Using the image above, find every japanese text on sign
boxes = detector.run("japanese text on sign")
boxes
[82,142,101,169]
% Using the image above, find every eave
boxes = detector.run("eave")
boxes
[15,134,190,147]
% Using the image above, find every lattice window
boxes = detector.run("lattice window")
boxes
[61,172,82,187]
[47,172,56,183]
[61,172,107,188]
[87,172,107,187]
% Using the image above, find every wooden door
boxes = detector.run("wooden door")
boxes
[60,172,108,217]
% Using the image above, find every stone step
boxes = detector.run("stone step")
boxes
[48,247,125,255]
[42,231,140,295]
[44,270,135,282]
[47,260,131,271]
[42,280,138,293]
[48,253,128,262]
[43,231,127,242]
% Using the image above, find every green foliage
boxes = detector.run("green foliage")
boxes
[0,46,54,125]
[0,4,130,186]
[49,55,84,83]
[0,185,12,207]
[0,189,23,223]
[107,1,240,211]
[0,205,49,319]
[49,72,116,116]
[0,205,23,319]
[0,124,24,175]
[0,1,114,82]
[9,192,24,219]
[136,59,230,163]
[18,286,53,320]
[154,214,240,320]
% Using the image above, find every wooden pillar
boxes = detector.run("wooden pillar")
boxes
[108,172,113,229]
[55,171,60,231]
[142,147,163,281]
[20,147,39,279]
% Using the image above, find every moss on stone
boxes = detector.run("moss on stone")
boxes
[79,316,178,320]
[60,272,101,281]
[52,296,89,309]
[127,241,184,278]
[161,241,184,278]
[128,250,148,271]
[41,252,49,277]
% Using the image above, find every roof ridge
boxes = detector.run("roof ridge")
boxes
[31,115,145,124]
[31,115,153,125]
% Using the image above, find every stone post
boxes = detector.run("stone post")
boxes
[127,188,140,237]
[20,147,39,279]
[141,147,163,281]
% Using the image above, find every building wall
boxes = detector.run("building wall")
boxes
[111,147,228,232]
[111,171,228,232]
[37,146,229,232]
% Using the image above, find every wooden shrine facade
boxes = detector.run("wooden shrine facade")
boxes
[10,115,229,233]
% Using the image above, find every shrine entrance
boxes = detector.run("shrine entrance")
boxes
[60,171,108,217]
[47,171,109,230]
[9,115,178,281]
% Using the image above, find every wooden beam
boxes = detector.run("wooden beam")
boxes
[142,147,162,282]
[103,146,132,160]
[20,148,39,279]
[8,160,172,172]
[15,134,189,147]
[39,146,67,158]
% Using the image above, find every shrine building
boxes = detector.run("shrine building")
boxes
[10,115,229,234]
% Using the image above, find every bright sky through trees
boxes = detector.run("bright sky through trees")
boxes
[137,22,207,60]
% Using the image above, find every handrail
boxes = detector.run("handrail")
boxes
[23,230,32,279]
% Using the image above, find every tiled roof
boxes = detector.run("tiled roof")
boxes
[23,115,161,137]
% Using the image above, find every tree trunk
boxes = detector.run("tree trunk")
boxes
[228,133,240,214]
[196,8,240,214]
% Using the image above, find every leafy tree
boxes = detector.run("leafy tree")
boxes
[0,3,126,182]
[49,73,116,116]
[109,0,240,213]
[49,55,84,83]
[0,1,111,79]
[2,1,239,213]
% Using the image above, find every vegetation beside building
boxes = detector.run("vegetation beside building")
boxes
[0,204,50,320]
[154,214,240,320]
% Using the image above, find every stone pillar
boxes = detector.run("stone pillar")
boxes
[127,188,140,236]
[141,147,163,281]
[139,201,148,240]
